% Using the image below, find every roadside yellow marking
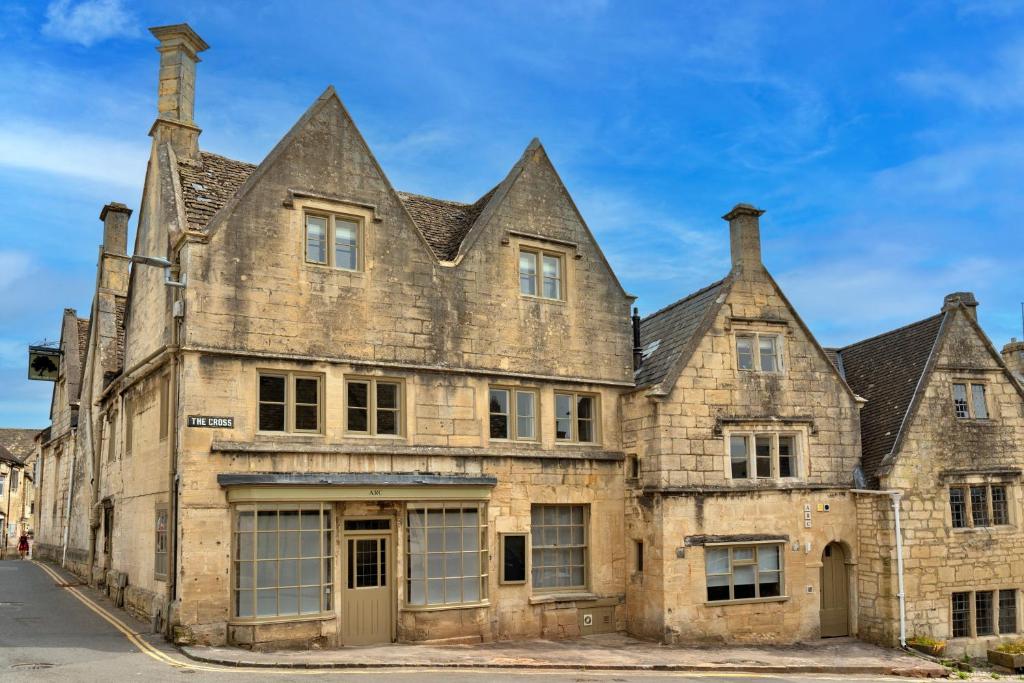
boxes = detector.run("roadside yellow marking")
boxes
[29,561,902,680]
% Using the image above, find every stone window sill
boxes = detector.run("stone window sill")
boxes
[704,595,790,607]
[228,613,334,626]
[401,600,490,613]
[951,525,1015,533]
[529,592,598,605]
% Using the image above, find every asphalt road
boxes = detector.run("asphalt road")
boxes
[0,559,910,682]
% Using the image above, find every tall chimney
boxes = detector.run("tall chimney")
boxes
[943,292,979,322]
[723,203,765,271]
[99,202,132,291]
[1003,338,1024,382]
[149,23,208,159]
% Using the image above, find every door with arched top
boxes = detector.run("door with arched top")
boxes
[820,542,849,637]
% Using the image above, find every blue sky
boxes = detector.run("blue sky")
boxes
[1,0,1022,427]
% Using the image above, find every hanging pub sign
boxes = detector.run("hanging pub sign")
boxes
[27,346,61,381]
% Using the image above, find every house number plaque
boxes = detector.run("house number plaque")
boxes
[187,415,234,428]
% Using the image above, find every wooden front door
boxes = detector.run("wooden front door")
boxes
[820,542,849,637]
[341,520,394,645]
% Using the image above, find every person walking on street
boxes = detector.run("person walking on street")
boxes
[17,534,29,560]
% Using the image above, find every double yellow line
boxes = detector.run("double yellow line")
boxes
[31,561,806,680]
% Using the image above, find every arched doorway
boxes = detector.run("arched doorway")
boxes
[820,542,850,637]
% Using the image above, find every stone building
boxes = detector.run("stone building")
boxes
[31,22,1024,654]
[835,294,1024,657]
[0,429,38,550]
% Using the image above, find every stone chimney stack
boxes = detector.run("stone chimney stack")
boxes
[149,23,208,159]
[943,292,979,322]
[99,202,132,292]
[1002,338,1024,381]
[723,203,766,271]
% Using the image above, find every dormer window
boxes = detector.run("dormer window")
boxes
[305,212,361,270]
[519,248,563,300]
[736,333,781,372]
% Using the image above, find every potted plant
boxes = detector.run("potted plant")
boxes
[907,635,946,657]
[988,641,1024,672]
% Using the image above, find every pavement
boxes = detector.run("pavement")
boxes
[2,557,948,681]
[182,633,946,677]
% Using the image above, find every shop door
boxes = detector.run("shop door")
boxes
[341,520,393,645]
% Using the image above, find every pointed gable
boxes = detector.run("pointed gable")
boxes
[836,314,944,484]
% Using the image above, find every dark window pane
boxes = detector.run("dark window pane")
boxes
[578,419,594,443]
[348,382,368,408]
[295,378,318,405]
[992,486,1009,525]
[971,486,989,527]
[490,414,508,439]
[503,535,526,582]
[259,375,285,402]
[377,382,398,409]
[755,436,772,478]
[730,435,748,479]
[707,583,730,601]
[348,407,368,432]
[259,403,285,432]
[295,405,318,431]
[977,591,994,636]
[759,572,781,598]
[950,487,967,528]
[577,396,593,419]
[377,409,398,435]
[555,394,572,440]
[952,592,970,638]
[1000,590,1017,634]
[778,436,795,477]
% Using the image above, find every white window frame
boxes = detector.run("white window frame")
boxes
[531,504,588,592]
[735,332,783,373]
[726,431,802,480]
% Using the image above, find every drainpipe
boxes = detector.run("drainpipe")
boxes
[851,489,906,648]
[61,432,77,568]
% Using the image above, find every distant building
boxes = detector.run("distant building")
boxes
[0,428,39,550]
[32,22,1024,658]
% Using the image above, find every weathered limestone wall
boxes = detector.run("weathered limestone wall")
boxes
[870,309,1024,657]
[654,490,859,644]
[621,263,862,643]
[181,95,632,386]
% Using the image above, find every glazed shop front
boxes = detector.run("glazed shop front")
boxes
[219,472,497,647]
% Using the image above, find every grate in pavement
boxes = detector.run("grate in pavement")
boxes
[11,663,55,670]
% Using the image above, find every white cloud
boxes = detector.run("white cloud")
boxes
[0,251,34,291]
[0,120,147,187]
[900,41,1024,109]
[42,0,138,47]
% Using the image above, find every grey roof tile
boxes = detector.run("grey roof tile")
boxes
[635,279,727,388]
[836,314,944,485]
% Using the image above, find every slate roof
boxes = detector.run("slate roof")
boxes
[635,279,728,388]
[835,314,944,485]
[0,429,40,463]
[177,150,500,262]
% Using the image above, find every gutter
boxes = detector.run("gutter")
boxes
[851,489,906,648]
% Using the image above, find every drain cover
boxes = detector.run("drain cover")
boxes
[11,663,55,670]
